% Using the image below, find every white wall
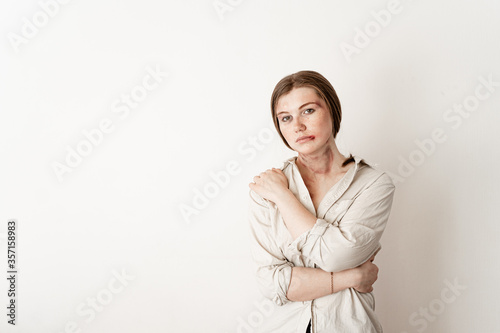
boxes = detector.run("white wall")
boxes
[1,1,499,332]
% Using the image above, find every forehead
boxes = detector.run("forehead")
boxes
[276,87,323,111]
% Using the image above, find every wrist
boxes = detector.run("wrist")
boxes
[274,188,295,207]
[349,267,362,290]
[336,267,360,291]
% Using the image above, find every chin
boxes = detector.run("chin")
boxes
[293,146,318,155]
[293,142,329,155]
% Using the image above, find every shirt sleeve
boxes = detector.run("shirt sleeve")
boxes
[288,173,396,272]
[248,189,294,306]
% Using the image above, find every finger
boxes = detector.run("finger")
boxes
[253,176,260,182]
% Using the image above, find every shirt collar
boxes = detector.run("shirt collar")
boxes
[282,154,365,169]
[282,154,366,217]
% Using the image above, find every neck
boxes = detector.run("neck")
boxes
[295,135,346,177]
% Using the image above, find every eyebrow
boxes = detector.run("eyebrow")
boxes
[277,102,319,116]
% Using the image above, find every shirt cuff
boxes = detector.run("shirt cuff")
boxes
[272,263,293,306]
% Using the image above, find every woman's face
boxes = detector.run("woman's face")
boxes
[276,87,334,154]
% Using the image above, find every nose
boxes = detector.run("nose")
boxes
[293,118,305,132]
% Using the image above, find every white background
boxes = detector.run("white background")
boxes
[1,1,499,332]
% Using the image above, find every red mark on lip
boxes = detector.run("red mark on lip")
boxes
[296,135,315,143]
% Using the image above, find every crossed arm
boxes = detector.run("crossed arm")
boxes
[248,168,395,304]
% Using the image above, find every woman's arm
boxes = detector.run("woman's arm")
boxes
[273,188,317,240]
[284,175,395,272]
[286,255,378,302]
[248,167,323,239]
[251,168,395,273]
[248,188,378,305]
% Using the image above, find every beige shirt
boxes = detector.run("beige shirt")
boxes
[248,155,396,333]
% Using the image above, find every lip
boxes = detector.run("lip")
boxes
[296,135,315,143]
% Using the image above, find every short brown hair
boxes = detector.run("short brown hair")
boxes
[270,70,342,150]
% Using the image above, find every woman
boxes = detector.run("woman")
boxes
[248,70,396,333]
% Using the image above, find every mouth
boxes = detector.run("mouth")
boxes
[296,135,315,143]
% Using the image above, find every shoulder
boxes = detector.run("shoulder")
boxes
[354,157,395,189]
[279,155,297,175]
[253,155,296,178]
[249,188,268,207]
[248,155,297,207]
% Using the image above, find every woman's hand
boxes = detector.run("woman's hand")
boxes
[249,168,289,204]
[351,254,379,293]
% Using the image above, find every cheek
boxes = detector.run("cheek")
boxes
[279,126,298,148]
[317,117,333,136]
[280,127,293,141]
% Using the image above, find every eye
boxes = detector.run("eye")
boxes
[304,108,315,114]
[280,115,291,122]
